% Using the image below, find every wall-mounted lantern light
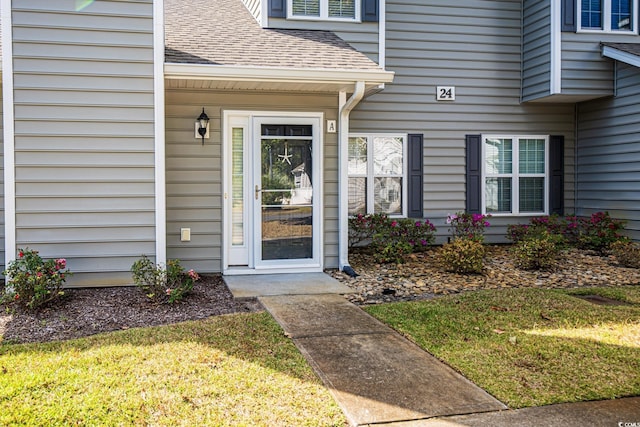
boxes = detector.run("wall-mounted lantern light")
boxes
[195,108,210,144]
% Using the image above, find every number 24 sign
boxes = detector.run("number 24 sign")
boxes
[436,86,455,101]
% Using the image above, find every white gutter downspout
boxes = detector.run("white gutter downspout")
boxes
[338,81,366,271]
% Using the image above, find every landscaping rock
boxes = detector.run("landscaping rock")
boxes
[328,246,640,305]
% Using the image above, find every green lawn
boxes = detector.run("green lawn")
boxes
[365,286,640,408]
[0,312,346,427]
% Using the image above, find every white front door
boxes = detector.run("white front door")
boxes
[224,112,322,272]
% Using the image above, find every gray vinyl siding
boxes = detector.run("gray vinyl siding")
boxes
[165,88,339,271]
[559,32,633,97]
[11,0,155,286]
[241,0,262,22]
[522,0,552,101]
[351,0,576,243]
[576,62,640,241]
[268,18,379,62]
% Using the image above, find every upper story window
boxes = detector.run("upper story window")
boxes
[579,0,637,32]
[289,0,359,20]
[483,136,549,215]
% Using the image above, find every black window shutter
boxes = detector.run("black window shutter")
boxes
[362,0,378,22]
[407,134,423,218]
[465,135,482,214]
[269,0,286,18]
[549,135,565,215]
[561,0,576,31]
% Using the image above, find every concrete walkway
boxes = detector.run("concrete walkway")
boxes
[225,273,506,425]
[224,273,640,426]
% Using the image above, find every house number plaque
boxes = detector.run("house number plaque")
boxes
[436,86,455,101]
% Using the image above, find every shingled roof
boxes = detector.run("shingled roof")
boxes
[601,42,640,68]
[164,0,383,70]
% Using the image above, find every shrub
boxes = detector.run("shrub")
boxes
[611,240,640,269]
[437,238,485,274]
[577,211,627,253]
[131,256,199,303]
[348,213,392,248]
[446,212,491,242]
[511,231,564,270]
[507,214,578,246]
[349,214,437,263]
[2,248,70,310]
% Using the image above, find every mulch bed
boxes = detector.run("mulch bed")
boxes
[0,275,262,344]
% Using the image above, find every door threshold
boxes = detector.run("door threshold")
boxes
[223,266,323,276]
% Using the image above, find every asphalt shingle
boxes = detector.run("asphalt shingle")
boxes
[164,0,383,70]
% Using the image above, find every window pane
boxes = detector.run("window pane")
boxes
[519,177,545,212]
[232,128,244,245]
[519,138,545,174]
[373,136,403,175]
[612,0,632,29]
[329,0,355,17]
[374,177,402,215]
[485,138,512,174]
[348,177,367,216]
[581,0,602,28]
[348,137,367,175]
[292,0,320,16]
[485,177,512,213]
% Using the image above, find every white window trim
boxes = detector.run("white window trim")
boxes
[577,0,638,33]
[287,0,361,22]
[348,133,408,217]
[481,135,550,216]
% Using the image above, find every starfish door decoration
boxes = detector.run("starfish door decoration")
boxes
[278,142,293,165]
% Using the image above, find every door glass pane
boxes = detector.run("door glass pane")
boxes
[519,138,545,174]
[231,128,244,246]
[485,138,513,174]
[519,177,545,212]
[261,137,313,260]
[374,177,402,215]
[485,177,512,213]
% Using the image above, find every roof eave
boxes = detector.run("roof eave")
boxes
[164,63,395,88]
[602,45,640,68]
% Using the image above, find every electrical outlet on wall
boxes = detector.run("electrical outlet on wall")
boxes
[180,228,191,242]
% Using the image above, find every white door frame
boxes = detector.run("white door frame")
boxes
[222,110,324,275]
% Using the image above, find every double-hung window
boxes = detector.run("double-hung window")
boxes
[579,0,637,32]
[348,134,406,216]
[483,136,548,215]
[290,0,358,20]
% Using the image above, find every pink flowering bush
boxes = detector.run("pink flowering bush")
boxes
[3,248,70,309]
[507,212,625,253]
[446,212,491,242]
[348,213,437,263]
[131,255,199,303]
[507,214,578,246]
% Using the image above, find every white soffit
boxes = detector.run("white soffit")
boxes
[164,63,394,92]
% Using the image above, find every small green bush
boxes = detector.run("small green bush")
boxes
[131,256,199,303]
[511,232,563,270]
[438,239,485,274]
[506,214,577,246]
[2,248,70,310]
[611,240,640,269]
